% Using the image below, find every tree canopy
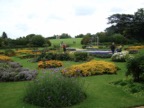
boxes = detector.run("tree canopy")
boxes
[106,8,144,41]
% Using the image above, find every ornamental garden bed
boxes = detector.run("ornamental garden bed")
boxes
[0,48,144,108]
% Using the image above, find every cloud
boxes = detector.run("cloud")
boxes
[75,6,96,16]
[15,24,29,32]
[47,14,65,21]
[110,7,125,13]
[0,0,143,39]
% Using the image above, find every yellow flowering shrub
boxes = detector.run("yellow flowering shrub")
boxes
[0,55,12,61]
[16,50,41,58]
[38,60,63,69]
[127,46,144,50]
[61,60,117,77]
[16,49,32,54]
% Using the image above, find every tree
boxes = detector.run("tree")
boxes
[15,37,27,46]
[81,33,92,45]
[2,32,8,39]
[0,37,3,47]
[60,33,71,39]
[107,14,134,35]
[26,34,35,43]
[47,35,59,39]
[31,35,45,47]
[132,8,144,40]
[106,8,144,41]
[46,39,51,46]
[75,34,84,38]
[111,34,127,44]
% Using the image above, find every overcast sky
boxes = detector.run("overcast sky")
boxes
[0,0,144,39]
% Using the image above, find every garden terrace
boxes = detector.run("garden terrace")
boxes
[0,47,144,108]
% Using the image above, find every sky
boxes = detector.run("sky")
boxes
[0,0,144,39]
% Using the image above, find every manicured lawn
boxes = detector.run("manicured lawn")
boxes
[0,54,144,108]
[50,38,82,48]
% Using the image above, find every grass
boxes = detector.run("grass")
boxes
[0,56,144,108]
[0,46,144,108]
[50,38,82,48]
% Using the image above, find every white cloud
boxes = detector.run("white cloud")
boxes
[0,0,143,39]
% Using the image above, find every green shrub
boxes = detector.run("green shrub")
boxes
[18,54,36,59]
[56,53,71,61]
[82,45,87,49]
[35,52,72,62]
[90,53,112,58]
[35,52,46,62]
[45,52,56,60]
[129,50,139,54]
[4,49,15,56]
[112,80,144,96]
[74,52,89,62]
[24,73,86,108]
[126,54,144,82]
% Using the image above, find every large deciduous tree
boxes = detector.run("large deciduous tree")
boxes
[106,14,134,35]
[106,8,144,41]
[132,8,144,40]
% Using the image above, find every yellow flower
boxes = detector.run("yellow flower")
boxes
[38,60,63,69]
[127,46,144,50]
[62,60,117,77]
[0,55,12,61]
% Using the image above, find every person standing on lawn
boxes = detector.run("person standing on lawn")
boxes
[62,43,66,53]
[110,42,116,54]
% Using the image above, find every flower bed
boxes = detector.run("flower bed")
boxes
[16,49,32,54]
[90,53,112,58]
[0,55,12,61]
[0,61,38,81]
[17,54,36,59]
[38,60,63,69]
[61,60,117,77]
[16,49,41,59]
[77,50,112,58]
[126,46,144,50]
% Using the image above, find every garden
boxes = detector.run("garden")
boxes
[0,38,144,108]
